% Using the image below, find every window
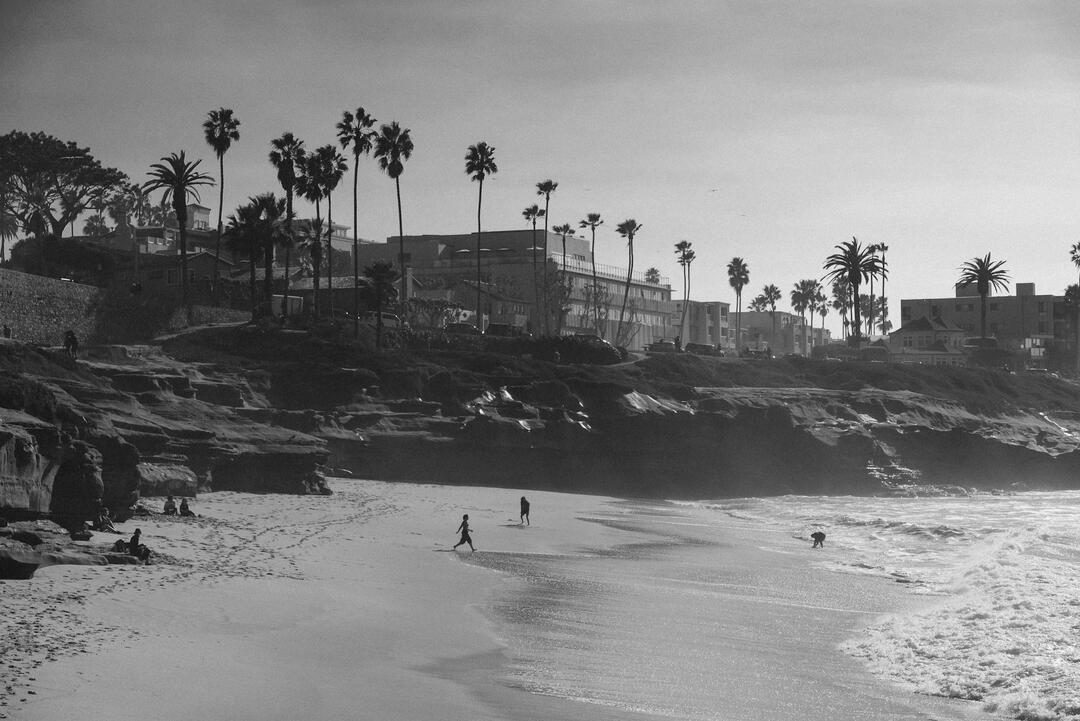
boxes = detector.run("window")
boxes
[967,303,974,312]
[902,307,911,320]
[1038,301,1047,313]
[1038,321,1048,334]
[931,305,939,316]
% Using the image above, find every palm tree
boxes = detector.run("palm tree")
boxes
[761,283,782,349]
[295,151,326,315]
[578,213,603,334]
[361,260,401,350]
[674,240,695,338]
[142,151,214,319]
[1065,284,1080,376]
[727,257,749,353]
[374,121,414,312]
[269,133,305,319]
[957,253,1010,341]
[822,237,882,346]
[614,219,642,343]
[536,179,558,333]
[83,213,109,237]
[252,193,286,313]
[465,141,498,326]
[830,278,851,341]
[523,204,544,333]
[1069,242,1080,287]
[337,107,377,334]
[876,242,890,332]
[316,144,348,317]
[0,207,18,263]
[553,223,574,333]
[812,286,827,350]
[790,279,817,354]
[203,108,240,292]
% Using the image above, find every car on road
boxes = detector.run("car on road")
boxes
[362,311,407,329]
[646,339,679,353]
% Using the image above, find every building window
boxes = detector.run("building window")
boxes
[902,307,911,320]
[1038,301,1047,313]
[966,303,974,312]
[954,303,962,312]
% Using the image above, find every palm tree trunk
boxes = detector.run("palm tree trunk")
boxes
[617,242,633,343]
[283,191,293,320]
[531,220,539,333]
[249,249,257,321]
[327,192,334,318]
[313,203,322,317]
[590,227,600,336]
[214,154,224,297]
[851,282,861,346]
[352,158,359,338]
[542,200,550,334]
[396,177,405,318]
[980,294,988,339]
[176,203,191,323]
[476,178,483,326]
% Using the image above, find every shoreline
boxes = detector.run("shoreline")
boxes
[3,481,991,720]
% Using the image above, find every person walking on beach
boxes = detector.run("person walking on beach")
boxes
[520,496,530,526]
[63,330,79,360]
[811,531,826,548]
[453,514,475,552]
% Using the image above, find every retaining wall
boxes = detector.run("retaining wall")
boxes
[0,269,99,347]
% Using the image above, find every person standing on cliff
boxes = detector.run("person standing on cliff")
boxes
[63,330,78,359]
[520,496,530,526]
[453,514,475,552]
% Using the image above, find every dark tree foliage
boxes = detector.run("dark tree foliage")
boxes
[0,131,128,239]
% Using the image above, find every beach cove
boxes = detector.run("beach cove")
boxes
[1,479,999,721]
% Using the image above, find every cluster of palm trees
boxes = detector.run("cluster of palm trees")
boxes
[141,107,413,326]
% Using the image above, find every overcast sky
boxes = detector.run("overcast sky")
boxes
[3,0,1079,332]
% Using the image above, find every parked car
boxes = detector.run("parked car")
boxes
[571,333,616,350]
[646,339,679,353]
[484,323,527,337]
[362,311,407,330]
[684,342,720,356]
[444,322,481,335]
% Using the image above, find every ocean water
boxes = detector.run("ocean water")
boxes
[471,492,1080,721]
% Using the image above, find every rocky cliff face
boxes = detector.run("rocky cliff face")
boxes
[0,341,329,527]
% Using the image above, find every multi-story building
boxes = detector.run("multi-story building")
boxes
[673,300,729,348]
[888,315,967,366]
[900,283,1060,366]
[351,230,675,349]
[728,310,828,355]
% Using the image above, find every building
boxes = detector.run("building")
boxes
[728,310,829,355]
[888,316,967,366]
[351,230,676,350]
[672,300,729,348]
[900,282,1060,367]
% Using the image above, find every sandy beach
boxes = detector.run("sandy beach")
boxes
[2,480,990,721]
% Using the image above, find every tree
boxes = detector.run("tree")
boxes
[253,193,286,314]
[83,212,110,237]
[615,219,642,343]
[269,133,305,320]
[830,278,852,341]
[957,253,1010,341]
[790,279,817,354]
[295,150,326,315]
[811,285,826,349]
[1071,242,1080,286]
[578,212,604,335]
[536,179,558,333]
[337,107,377,334]
[674,240,695,339]
[876,242,890,333]
[361,260,400,349]
[316,144,348,317]
[224,200,262,320]
[552,223,574,333]
[522,204,544,333]
[0,206,17,263]
[374,121,414,312]
[727,257,749,352]
[203,108,240,292]
[822,237,882,346]
[1065,284,1080,376]
[0,131,127,241]
[142,151,214,319]
[465,141,498,326]
[760,283,782,347]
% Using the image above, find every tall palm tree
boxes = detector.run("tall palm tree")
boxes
[812,286,827,349]
[523,204,544,333]
[1069,242,1080,287]
[615,219,642,343]
[1065,284,1080,376]
[224,200,261,320]
[361,260,401,350]
[553,223,574,333]
[0,207,18,263]
[142,151,214,319]
[790,279,817,354]
[373,121,414,311]
[295,152,326,316]
[957,253,1010,341]
[822,237,881,346]
[465,142,498,325]
[727,257,749,353]
[269,133,305,319]
[876,242,890,333]
[830,278,851,341]
[337,107,377,334]
[578,212,603,334]
[252,193,286,313]
[203,108,240,292]
[674,240,695,338]
[761,283,782,348]
[536,179,558,333]
[316,144,348,317]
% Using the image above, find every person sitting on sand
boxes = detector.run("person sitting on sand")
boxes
[811,531,826,548]
[128,528,151,561]
[162,495,177,516]
[179,498,195,517]
[453,514,475,552]
[94,507,118,533]
[520,496,530,526]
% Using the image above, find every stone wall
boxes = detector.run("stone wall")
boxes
[0,269,99,347]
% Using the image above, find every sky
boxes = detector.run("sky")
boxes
[3,0,1079,334]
